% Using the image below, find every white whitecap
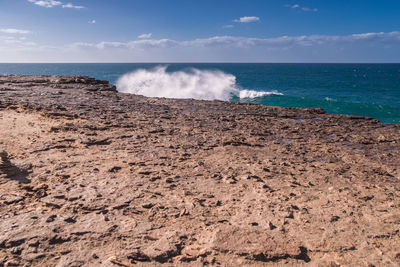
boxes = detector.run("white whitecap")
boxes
[324,97,337,102]
[116,66,239,101]
[239,89,283,99]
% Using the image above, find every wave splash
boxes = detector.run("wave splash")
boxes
[117,66,237,101]
[116,66,282,100]
[239,89,283,99]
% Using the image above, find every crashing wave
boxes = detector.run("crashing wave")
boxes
[117,66,238,101]
[239,89,283,99]
[116,66,283,101]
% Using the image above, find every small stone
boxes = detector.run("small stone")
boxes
[142,203,154,209]
[5,260,20,267]
[108,166,122,173]
[46,215,57,223]
[10,247,22,255]
[150,176,161,182]
[179,208,189,217]
[268,221,277,230]
[330,216,340,222]
[378,135,386,142]
[285,211,294,219]
[64,217,76,223]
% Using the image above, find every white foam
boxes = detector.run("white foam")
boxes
[324,97,337,102]
[116,66,238,101]
[116,66,283,101]
[239,89,283,99]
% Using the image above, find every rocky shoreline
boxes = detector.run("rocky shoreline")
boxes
[0,75,399,266]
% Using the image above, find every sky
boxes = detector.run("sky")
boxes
[0,0,400,62]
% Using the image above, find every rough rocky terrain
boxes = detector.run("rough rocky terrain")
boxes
[0,75,399,266]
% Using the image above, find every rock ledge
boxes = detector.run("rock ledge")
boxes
[0,75,399,266]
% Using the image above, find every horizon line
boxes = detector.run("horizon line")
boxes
[0,62,400,64]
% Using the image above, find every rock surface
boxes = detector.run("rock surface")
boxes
[0,75,399,266]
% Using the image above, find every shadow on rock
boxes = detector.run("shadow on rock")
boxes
[0,151,31,184]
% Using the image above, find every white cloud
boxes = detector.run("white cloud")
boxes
[70,31,400,51]
[62,3,85,9]
[287,3,317,12]
[234,16,260,23]
[0,35,36,46]
[71,38,179,50]
[89,20,96,24]
[0,28,31,34]
[28,0,62,8]
[138,33,152,39]
[28,0,84,9]
[223,25,234,29]
[4,39,36,46]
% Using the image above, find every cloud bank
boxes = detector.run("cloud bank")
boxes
[71,31,400,50]
[0,29,30,34]
[1,31,400,62]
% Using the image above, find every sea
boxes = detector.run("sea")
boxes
[0,63,399,124]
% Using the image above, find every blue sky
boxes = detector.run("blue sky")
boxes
[0,0,400,62]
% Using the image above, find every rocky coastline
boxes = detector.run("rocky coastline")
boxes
[0,75,399,266]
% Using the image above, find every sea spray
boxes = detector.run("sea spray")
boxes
[117,66,238,100]
[239,89,283,99]
[116,66,283,101]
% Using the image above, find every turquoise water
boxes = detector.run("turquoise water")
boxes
[0,63,399,124]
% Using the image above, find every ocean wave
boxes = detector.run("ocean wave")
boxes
[116,66,238,101]
[239,89,283,99]
[116,66,283,101]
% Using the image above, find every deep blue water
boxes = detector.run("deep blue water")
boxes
[0,63,399,124]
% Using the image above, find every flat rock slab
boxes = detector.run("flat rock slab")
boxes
[0,75,399,266]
